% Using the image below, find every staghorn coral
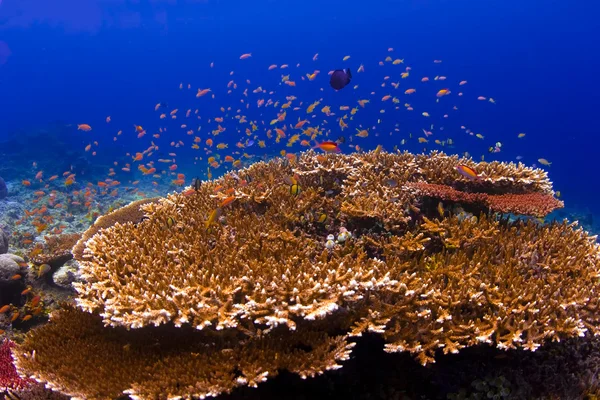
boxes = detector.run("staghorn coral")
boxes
[14,150,600,398]
[350,214,600,365]
[14,306,354,400]
[72,197,160,261]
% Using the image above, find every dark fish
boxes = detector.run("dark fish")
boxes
[193,177,201,191]
[329,68,352,90]
[336,136,346,144]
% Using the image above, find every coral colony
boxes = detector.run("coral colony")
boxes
[5,150,599,399]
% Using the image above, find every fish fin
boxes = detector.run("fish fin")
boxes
[346,68,352,79]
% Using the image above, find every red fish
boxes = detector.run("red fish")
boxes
[313,141,341,153]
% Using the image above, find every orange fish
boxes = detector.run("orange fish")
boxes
[455,164,480,180]
[30,295,41,307]
[219,196,236,208]
[77,124,92,131]
[239,53,252,59]
[313,141,341,153]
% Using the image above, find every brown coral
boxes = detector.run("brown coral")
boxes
[28,233,82,268]
[15,150,600,399]
[14,306,353,399]
[71,197,160,261]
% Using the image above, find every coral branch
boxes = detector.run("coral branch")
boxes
[406,182,563,217]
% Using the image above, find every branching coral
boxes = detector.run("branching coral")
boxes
[14,150,599,399]
[406,182,564,217]
[14,306,354,399]
[72,197,160,261]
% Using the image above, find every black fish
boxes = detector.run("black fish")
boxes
[193,177,201,191]
[329,68,352,90]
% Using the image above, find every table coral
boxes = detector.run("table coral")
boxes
[14,306,353,399]
[13,150,600,399]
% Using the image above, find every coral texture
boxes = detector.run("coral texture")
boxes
[14,306,353,399]
[71,197,160,261]
[14,150,599,399]
[0,254,26,286]
[29,233,81,267]
[0,177,7,200]
[0,339,34,391]
[405,182,563,217]
[0,228,7,254]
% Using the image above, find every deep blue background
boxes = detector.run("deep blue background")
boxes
[0,0,598,214]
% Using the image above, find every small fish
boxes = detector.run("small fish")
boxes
[77,124,92,131]
[329,68,352,90]
[437,202,445,218]
[30,295,41,308]
[436,89,450,97]
[538,158,552,166]
[317,213,327,223]
[313,141,341,153]
[455,164,480,180]
[386,179,398,188]
[219,196,236,208]
[193,177,202,191]
[290,183,301,196]
[205,208,223,230]
[38,264,51,278]
[166,216,176,228]
[0,305,10,313]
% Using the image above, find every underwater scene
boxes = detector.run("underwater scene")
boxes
[1,0,600,399]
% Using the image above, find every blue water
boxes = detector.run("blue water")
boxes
[0,0,599,223]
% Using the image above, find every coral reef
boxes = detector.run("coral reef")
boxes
[72,197,160,261]
[14,306,353,399]
[0,254,26,287]
[406,182,563,217]
[13,151,599,399]
[0,339,34,391]
[0,176,7,200]
[0,228,7,254]
[29,233,81,268]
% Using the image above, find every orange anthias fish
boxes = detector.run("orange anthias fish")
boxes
[455,164,480,180]
[313,141,341,153]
